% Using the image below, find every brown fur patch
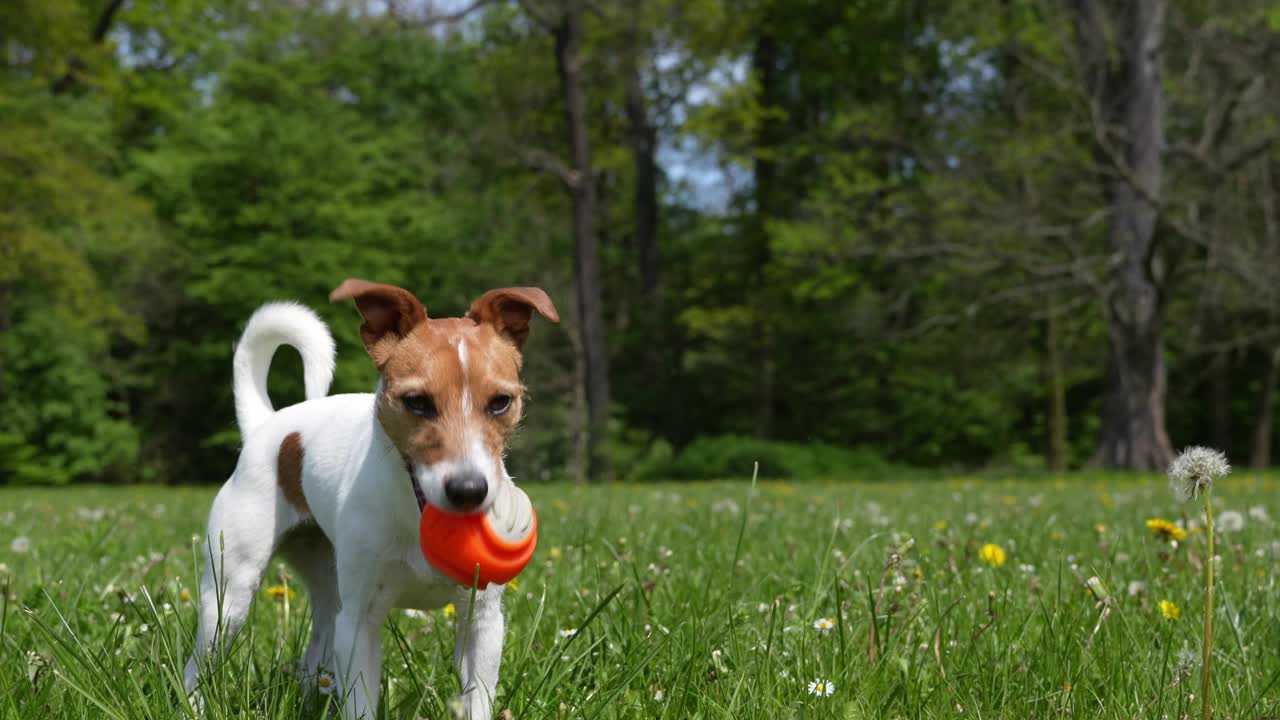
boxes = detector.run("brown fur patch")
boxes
[278,432,308,514]
[376,318,524,476]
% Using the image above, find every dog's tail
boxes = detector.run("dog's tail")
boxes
[233,302,336,434]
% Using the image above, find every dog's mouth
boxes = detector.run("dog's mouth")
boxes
[403,457,427,513]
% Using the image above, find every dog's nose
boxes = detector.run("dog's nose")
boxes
[443,471,488,510]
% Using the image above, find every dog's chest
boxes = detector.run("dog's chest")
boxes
[390,547,458,610]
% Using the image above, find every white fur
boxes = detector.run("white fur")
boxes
[457,336,471,413]
[186,305,507,720]
[233,302,336,432]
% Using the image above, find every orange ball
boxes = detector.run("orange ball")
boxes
[419,505,537,588]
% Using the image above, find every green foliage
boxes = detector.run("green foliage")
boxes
[1,0,1277,484]
[0,80,158,484]
[621,433,894,481]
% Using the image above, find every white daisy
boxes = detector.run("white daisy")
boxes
[9,536,31,553]
[812,617,835,634]
[807,677,835,697]
[317,670,335,695]
[559,628,578,639]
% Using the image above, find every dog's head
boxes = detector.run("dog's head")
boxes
[330,279,559,514]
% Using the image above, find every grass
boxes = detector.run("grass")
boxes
[1,473,1279,719]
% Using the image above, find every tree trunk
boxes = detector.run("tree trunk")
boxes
[1074,0,1173,470]
[554,2,611,480]
[1252,160,1280,468]
[750,20,779,439]
[624,59,660,305]
[623,13,665,403]
[1207,351,1231,452]
[1004,10,1067,471]
[1044,294,1068,471]
[565,312,590,484]
[1251,347,1280,469]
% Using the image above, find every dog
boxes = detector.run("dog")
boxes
[182,279,559,720]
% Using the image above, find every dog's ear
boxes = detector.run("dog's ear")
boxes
[467,287,560,349]
[329,279,428,364]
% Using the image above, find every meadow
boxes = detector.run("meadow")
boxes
[1,474,1278,719]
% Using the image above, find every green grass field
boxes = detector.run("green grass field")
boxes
[1,475,1278,719]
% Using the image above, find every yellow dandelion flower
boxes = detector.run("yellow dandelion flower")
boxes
[179,588,192,603]
[1146,518,1187,542]
[1094,523,1106,534]
[978,543,1006,567]
[264,584,296,602]
[933,521,947,531]
[442,603,457,619]
[549,546,563,560]
[1159,599,1181,620]
[506,577,520,592]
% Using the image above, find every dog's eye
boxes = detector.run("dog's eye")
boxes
[402,394,438,418]
[486,394,513,417]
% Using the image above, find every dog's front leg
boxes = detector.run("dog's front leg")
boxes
[333,585,391,720]
[454,585,505,720]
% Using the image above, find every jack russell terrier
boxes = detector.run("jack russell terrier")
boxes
[182,279,559,720]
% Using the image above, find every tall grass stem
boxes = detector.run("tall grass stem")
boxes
[1202,491,1214,720]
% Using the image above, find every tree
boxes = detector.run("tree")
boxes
[1071,0,1173,470]
[517,0,612,480]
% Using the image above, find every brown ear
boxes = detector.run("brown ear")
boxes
[467,287,560,349]
[329,279,428,363]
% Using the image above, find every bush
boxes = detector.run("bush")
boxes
[626,434,896,481]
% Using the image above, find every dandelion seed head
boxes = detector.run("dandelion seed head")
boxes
[1174,647,1199,677]
[1168,447,1230,502]
[1217,510,1245,533]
